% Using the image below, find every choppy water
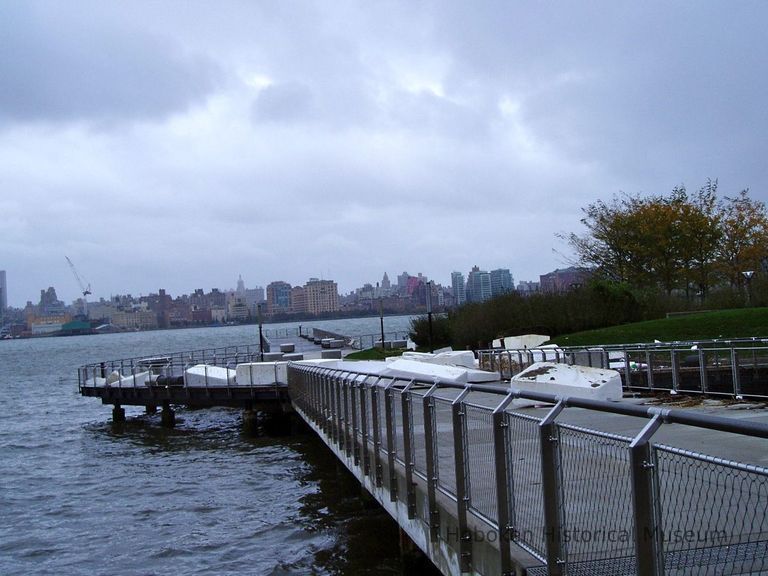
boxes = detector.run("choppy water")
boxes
[0,318,416,575]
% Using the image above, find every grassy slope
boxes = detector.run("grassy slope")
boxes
[550,308,768,346]
[344,348,406,361]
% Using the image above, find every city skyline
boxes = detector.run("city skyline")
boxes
[2,3,767,310]
[0,264,527,309]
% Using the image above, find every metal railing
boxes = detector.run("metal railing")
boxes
[77,343,265,390]
[478,343,768,399]
[288,362,768,576]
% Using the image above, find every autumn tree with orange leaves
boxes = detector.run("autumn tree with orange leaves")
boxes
[566,181,768,300]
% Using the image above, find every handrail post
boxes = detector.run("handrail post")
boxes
[452,386,473,573]
[629,413,665,576]
[670,350,680,394]
[493,391,518,575]
[698,349,709,393]
[359,376,370,476]
[342,377,352,457]
[401,380,417,519]
[370,378,383,487]
[731,347,742,399]
[384,379,398,501]
[351,376,360,466]
[422,382,440,541]
[539,400,566,575]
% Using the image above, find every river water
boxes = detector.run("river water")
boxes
[0,316,421,575]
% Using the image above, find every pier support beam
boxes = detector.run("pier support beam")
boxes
[112,404,125,423]
[161,402,176,427]
[242,409,259,436]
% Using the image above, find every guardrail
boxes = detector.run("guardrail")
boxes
[478,344,768,400]
[288,362,768,576]
[77,343,265,390]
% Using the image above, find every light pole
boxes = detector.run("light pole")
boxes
[426,281,434,353]
[742,270,755,306]
[379,297,385,351]
[257,303,264,360]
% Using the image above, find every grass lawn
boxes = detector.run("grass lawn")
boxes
[550,307,768,346]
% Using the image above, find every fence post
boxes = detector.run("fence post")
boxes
[452,386,473,573]
[371,378,383,487]
[539,401,566,576]
[342,377,352,457]
[698,348,710,393]
[351,377,360,467]
[629,413,664,576]
[360,376,370,476]
[384,379,398,502]
[401,380,417,519]
[493,391,517,576]
[422,382,440,542]
[670,350,680,394]
[731,348,742,398]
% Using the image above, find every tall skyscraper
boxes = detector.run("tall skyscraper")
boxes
[466,266,492,303]
[451,271,466,306]
[490,268,514,297]
[0,270,6,317]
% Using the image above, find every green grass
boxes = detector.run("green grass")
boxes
[550,307,768,346]
[344,347,407,361]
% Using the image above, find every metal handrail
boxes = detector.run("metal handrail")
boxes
[479,343,768,399]
[288,362,768,576]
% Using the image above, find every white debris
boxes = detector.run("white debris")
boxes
[511,362,622,403]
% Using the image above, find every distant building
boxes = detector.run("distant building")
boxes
[490,268,514,297]
[266,281,292,315]
[290,286,306,314]
[539,267,592,292]
[39,287,67,316]
[466,266,492,303]
[516,280,540,295]
[227,294,249,321]
[304,279,340,315]
[0,270,6,320]
[451,271,466,306]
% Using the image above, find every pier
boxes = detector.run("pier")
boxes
[78,339,768,575]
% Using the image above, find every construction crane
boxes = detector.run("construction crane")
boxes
[65,256,92,318]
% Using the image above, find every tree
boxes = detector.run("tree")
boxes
[567,182,766,299]
[716,190,768,288]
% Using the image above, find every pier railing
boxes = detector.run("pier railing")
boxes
[288,362,768,576]
[77,343,265,389]
[478,342,768,399]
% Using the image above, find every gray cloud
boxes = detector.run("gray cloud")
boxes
[1,1,767,305]
[0,3,222,125]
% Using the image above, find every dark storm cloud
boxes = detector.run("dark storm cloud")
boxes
[0,3,222,125]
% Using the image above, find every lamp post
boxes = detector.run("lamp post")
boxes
[379,297,385,351]
[257,303,264,361]
[742,270,755,306]
[426,281,434,353]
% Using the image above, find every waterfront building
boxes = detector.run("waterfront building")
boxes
[266,281,292,315]
[466,266,492,303]
[290,286,307,314]
[39,287,67,317]
[451,271,466,306]
[490,268,514,297]
[304,279,339,315]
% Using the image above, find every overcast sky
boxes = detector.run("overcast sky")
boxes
[2,1,767,307]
